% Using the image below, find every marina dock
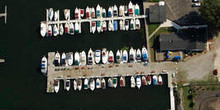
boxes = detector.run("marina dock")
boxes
[0,6,7,24]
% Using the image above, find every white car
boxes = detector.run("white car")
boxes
[192,3,201,7]
[193,0,200,3]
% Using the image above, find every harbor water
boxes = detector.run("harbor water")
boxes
[0,0,170,109]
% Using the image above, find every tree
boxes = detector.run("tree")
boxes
[199,0,220,29]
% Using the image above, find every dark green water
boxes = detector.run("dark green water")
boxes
[0,0,170,109]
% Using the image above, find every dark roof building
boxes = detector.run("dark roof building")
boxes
[149,3,166,23]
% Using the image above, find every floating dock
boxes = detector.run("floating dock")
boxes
[0,6,7,24]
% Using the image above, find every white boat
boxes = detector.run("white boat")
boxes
[90,79,95,91]
[75,7,79,19]
[77,79,82,91]
[91,7,95,18]
[102,48,108,64]
[96,78,101,89]
[73,80,77,90]
[119,5,124,17]
[158,75,163,85]
[116,50,121,63]
[128,1,134,16]
[108,50,114,64]
[41,56,47,74]
[95,50,101,64]
[59,24,64,35]
[147,75,152,85]
[54,10,59,21]
[125,20,129,31]
[101,78,106,89]
[130,76,135,88]
[119,20,124,30]
[96,4,101,18]
[74,51,80,66]
[91,21,96,33]
[136,49,142,62]
[64,23,69,34]
[130,19,135,30]
[40,22,47,37]
[88,48,94,65]
[53,24,58,36]
[84,78,89,89]
[108,77,113,87]
[69,23,74,35]
[136,75,141,89]
[153,75,158,85]
[113,5,118,17]
[48,25,52,36]
[86,7,91,19]
[122,50,128,63]
[129,47,136,63]
[142,75,147,86]
[64,9,70,20]
[113,77,117,88]
[54,80,60,93]
[80,51,86,66]
[135,4,140,16]
[67,52,73,66]
[65,80,70,91]
[61,52,66,66]
[102,8,106,18]
[80,9,84,18]
[108,7,113,17]
[135,19,141,30]
[108,20,114,31]
[97,21,102,33]
[124,6,128,15]
[54,52,60,66]
[142,46,148,62]
[102,21,107,31]
[75,22,79,34]
[48,8,54,21]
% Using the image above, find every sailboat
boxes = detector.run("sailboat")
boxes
[74,51,80,66]
[102,48,108,64]
[40,22,47,37]
[119,20,124,30]
[108,20,113,31]
[41,56,47,74]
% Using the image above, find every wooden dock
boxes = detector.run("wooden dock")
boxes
[0,6,7,24]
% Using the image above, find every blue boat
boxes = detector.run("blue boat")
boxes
[114,21,118,31]
[153,75,158,85]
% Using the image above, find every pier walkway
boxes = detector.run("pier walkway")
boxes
[0,6,7,24]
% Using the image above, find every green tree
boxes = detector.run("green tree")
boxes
[199,0,220,29]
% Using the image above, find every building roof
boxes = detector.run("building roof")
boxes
[149,4,166,23]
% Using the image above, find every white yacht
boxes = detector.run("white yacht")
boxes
[130,76,135,88]
[136,49,142,62]
[84,78,89,89]
[90,79,95,91]
[129,47,136,63]
[48,8,54,21]
[108,50,114,64]
[69,23,74,35]
[53,24,58,36]
[54,80,60,93]
[96,4,101,18]
[119,20,124,30]
[102,48,108,64]
[59,24,64,35]
[41,56,47,74]
[116,50,121,63]
[158,75,163,85]
[80,51,87,66]
[96,78,101,89]
[74,51,80,66]
[124,6,128,15]
[108,20,114,31]
[136,75,141,89]
[135,19,141,30]
[113,5,118,17]
[61,52,67,66]
[73,80,77,90]
[91,21,96,33]
[67,52,73,66]
[142,46,148,62]
[54,10,59,21]
[122,50,128,63]
[54,52,61,66]
[65,80,70,91]
[88,48,94,65]
[108,77,113,87]
[64,9,70,20]
[40,22,47,37]
[130,19,135,30]
[95,50,101,64]
[77,79,82,91]
[102,21,107,31]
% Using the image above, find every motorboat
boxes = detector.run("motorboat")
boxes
[64,23,69,34]
[135,19,141,30]
[153,75,158,85]
[108,20,113,31]
[147,75,152,85]
[80,51,86,66]
[91,7,95,18]
[125,20,129,31]
[130,76,135,88]
[108,77,113,87]
[142,75,147,86]
[158,75,163,85]
[108,7,113,17]
[54,80,60,93]
[95,50,101,64]
[128,1,134,16]
[54,52,60,66]
[59,24,64,35]
[48,8,54,21]
[65,80,70,91]
[102,48,108,64]
[75,7,79,19]
[135,4,140,16]
[113,5,118,17]
[41,56,47,74]
[120,76,125,87]
[142,46,148,62]
[114,20,118,31]
[84,78,89,89]
[119,20,124,30]
[108,50,114,63]
[88,48,94,65]
[73,80,77,90]
[119,5,124,17]
[129,47,136,63]
[113,77,117,88]
[116,50,121,63]
[97,21,101,33]
[40,22,47,37]
[75,22,79,34]
[48,25,52,36]
[122,50,128,63]
[64,9,70,20]
[53,24,58,36]
[130,19,135,30]
[74,51,80,66]
[77,79,82,91]
[61,52,67,66]
[69,23,74,35]
[102,8,106,18]
[124,6,128,15]
[89,79,95,91]
[80,9,84,18]
[96,4,101,18]
[101,78,106,89]
[96,78,101,89]
[102,21,107,31]
[136,49,142,62]
[86,7,91,19]
[54,10,59,21]
[67,52,73,66]
[136,75,141,89]
[91,21,96,33]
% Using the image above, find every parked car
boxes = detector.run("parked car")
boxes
[192,0,200,2]
[213,69,218,75]
[192,3,201,7]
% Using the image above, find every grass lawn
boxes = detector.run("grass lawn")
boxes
[182,87,194,110]
[148,24,160,36]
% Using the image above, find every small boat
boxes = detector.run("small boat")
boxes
[130,76,135,88]
[91,21,96,33]
[114,20,118,31]
[108,50,114,63]
[75,7,79,19]
[108,77,113,87]
[153,75,158,85]
[135,19,141,30]
[54,52,60,66]
[122,50,128,63]
[74,51,80,66]
[142,46,148,62]
[77,79,82,91]
[142,76,147,86]
[59,24,64,35]
[86,7,90,19]
[97,21,101,33]
[67,52,73,66]
[125,20,129,31]
[41,56,47,74]
[130,19,135,30]
[128,1,134,16]
[90,79,95,91]
[48,8,54,21]
[102,8,106,17]
[64,9,70,20]
[113,77,117,88]
[96,4,101,18]
[54,80,60,93]
[91,7,95,18]
[53,24,58,36]
[124,6,128,15]
[119,20,124,30]
[119,5,124,17]
[108,20,113,31]
[65,80,70,91]
[84,78,89,89]
[108,7,113,17]
[80,51,86,66]
[54,10,59,21]
[113,5,118,17]
[136,49,142,62]
[96,78,101,89]
[48,25,52,36]
[129,47,136,63]
[75,22,79,34]
[40,22,47,37]
[69,23,74,35]
[102,48,108,64]
[120,76,125,87]
[88,48,94,65]
[80,9,84,18]
[73,80,77,90]
[147,75,152,85]
[95,50,101,64]
[101,78,106,89]
[61,52,66,66]
[135,4,140,16]
[64,23,69,34]
[116,50,121,63]
[136,75,141,89]
[158,75,163,85]
[102,21,107,31]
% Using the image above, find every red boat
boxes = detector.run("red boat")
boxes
[147,75,152,85]
[142,76,147,86]
[75,8,79,19]
[120,77,125,87]
[80,9,84,17]
[109,56,114,63]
